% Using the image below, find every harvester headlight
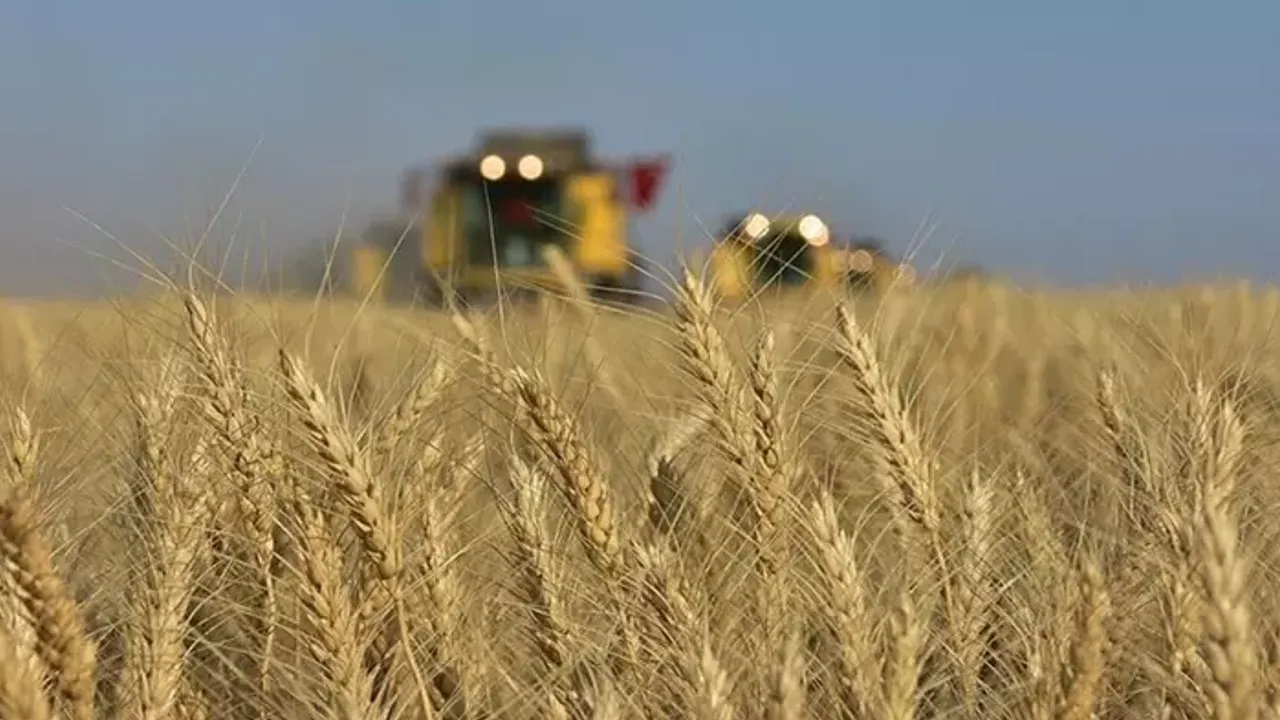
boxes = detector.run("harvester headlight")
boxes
[518,154,544,180]
[847,249,874,273]
[479,154,506,181]
[798,214,829,246]
[743,212,770,240]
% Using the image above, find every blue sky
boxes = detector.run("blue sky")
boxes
[0,0,1276,296]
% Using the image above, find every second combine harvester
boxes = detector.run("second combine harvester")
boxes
[701,211,916,302]
[350,128,670,306]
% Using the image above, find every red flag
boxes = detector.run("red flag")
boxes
[626,156,670,212]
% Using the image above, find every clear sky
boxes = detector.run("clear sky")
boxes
[1,0,1276,297]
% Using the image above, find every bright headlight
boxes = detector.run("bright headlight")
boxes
[479,154,506,181]
[798,214,829,246]
[518,154,544,180]
[743,212,770,240]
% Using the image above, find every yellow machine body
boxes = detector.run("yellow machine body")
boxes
[420,169,630,298]
[349,243,388,301]
[346,130,647,305]
[340,129,655,306]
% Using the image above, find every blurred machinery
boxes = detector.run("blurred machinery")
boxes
[701,211,915,302]
[842,235,918,291]
[349,128,670,306]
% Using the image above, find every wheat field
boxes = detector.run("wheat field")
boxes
[1,271,1279,720]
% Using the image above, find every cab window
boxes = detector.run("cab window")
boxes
[455,176,570,267]
[754,230,813,285]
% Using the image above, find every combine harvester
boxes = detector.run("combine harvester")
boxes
[349,128,670,308]
[699,211,916,303]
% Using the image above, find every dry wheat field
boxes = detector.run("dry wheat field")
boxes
[1,272,1279,720]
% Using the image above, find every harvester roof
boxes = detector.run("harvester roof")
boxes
[423,128,672,212]
[438,128,598,177]
[476,128,593,169]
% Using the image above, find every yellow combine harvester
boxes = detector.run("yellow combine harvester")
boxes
[349,128,669,306]
[701,211,915,302]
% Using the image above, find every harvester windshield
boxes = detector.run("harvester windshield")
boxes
[754,229,814,285]
[454,172,571,268]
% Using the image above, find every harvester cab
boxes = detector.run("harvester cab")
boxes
[354,128,670,307]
